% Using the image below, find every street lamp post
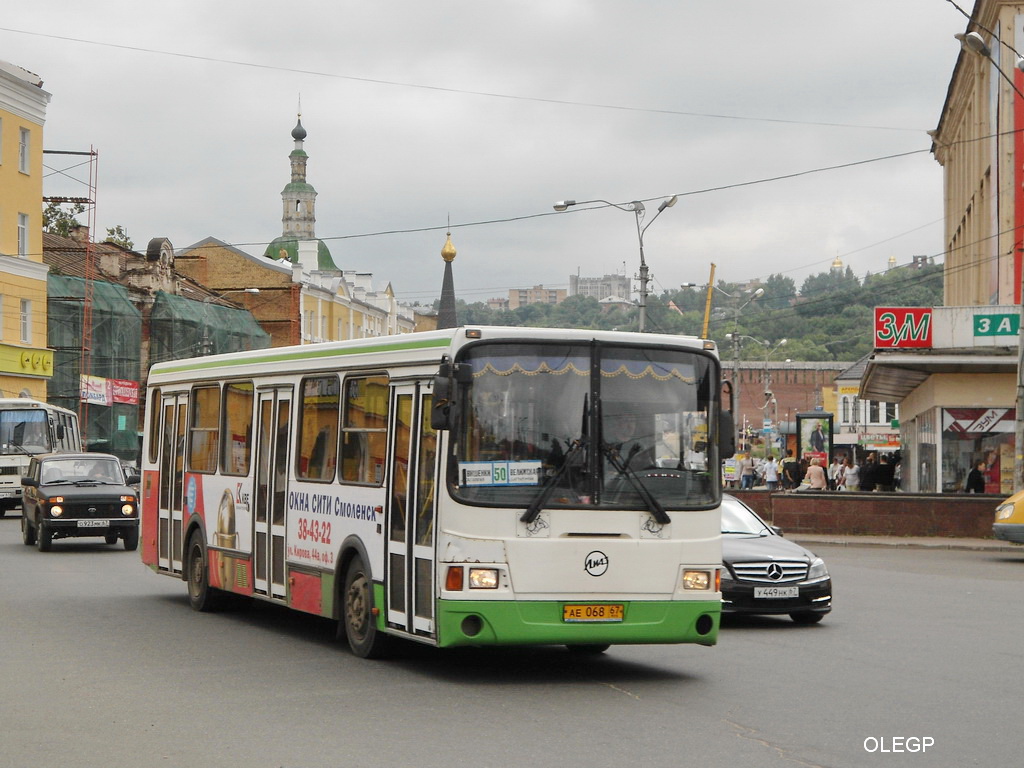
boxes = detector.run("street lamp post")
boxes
[955,30,1024,492]
[715,287,763,449]
[553,196,678,332]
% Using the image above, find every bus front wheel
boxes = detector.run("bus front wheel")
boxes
[342,556,389,659]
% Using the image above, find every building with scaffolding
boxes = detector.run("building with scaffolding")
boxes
[44,228,269,460]
[0,60,52,400]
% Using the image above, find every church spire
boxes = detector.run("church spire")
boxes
[437,223,458,329]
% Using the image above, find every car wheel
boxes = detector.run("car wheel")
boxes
[36,523,52,552]
[186,532,225,612]
[790,611,824,625]
[105,533,119,545]
[22,515,36,546]
[566,644,611,655]
[341,556,390,659]
[122,527,139,552]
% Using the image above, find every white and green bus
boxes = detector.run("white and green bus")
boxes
[141,326,733,656]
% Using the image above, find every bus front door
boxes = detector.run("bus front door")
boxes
[157,393,187,574]
[254,388,291,600]
[385,384,437,639]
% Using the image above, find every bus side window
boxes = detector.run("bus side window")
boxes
[340,375,388,485]
[148,389,162,465]
[188,385,221,473]
[297,375,340,482]
[222,381,255,476]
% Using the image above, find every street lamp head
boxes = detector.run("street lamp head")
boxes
[553,200,575,212]
[778,338,787,346]
[751,287,765,299]
[956,31,992,58]
[658,195,678,212]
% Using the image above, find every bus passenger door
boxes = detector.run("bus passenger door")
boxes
[385,383,438,638]
[157,393,187,574]
[254,388,291,600]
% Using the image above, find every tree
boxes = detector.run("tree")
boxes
[105,225,134,250]
[42,201,85,237]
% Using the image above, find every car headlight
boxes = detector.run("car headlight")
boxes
[807,557,829,581]
[50,505,63,517]
[996,503,1016,521]
[121,503,135,516]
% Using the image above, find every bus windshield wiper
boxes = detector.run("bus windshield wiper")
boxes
[520,438,586,524]
[601,443,671,525]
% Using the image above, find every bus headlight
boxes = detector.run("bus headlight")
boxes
[468,568,499,589]
[682,570,712,590]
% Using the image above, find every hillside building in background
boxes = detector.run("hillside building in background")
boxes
[569,272,631,302]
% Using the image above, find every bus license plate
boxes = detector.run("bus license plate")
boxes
[754,586,798,599]
[563,604,624,622]
[77,520,109,528]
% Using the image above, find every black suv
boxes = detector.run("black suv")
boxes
[21,453,140,552]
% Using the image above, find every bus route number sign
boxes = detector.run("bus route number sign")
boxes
[563,604,624,622]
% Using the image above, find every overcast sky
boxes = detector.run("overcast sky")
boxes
[4,1,971,306]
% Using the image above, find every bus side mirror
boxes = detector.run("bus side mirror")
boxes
[431,360,470,432]
[431,375,453,431]
[719,410,735,459]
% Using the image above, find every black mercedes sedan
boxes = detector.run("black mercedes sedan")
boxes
[721,494,832,623]
[21,453,140,552]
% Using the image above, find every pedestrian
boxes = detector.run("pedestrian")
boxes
[739,455,755,490]
[780,450,800,490]
[860,451,878,492]
[764,455,780,491]
[965,459,986,493]
[828,454,845,491]
[800,457,827,491]
[841,456,860,492]
[876,454,895,492]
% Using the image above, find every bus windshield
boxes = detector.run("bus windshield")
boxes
[0,410,52,455]
[452,341,719,510]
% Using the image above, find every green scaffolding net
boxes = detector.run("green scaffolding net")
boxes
[47,275,142,460]
[149,290,271,364]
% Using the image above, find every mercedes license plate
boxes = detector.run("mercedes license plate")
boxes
[563,604,624,622]
[77,519,109,528]
[754,586,798,599]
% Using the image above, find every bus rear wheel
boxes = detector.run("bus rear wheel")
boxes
[342,556,389,659]
[186,532,225,612]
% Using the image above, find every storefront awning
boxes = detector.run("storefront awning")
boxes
[861,348,1018,402]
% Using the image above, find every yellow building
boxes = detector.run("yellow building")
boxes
[0,61,52,399]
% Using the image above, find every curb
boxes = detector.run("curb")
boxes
[790,535,1021,553]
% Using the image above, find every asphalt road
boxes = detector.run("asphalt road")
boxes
[2,515,1021,768]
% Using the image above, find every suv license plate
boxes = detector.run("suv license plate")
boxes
[77,520,109,528]
[754,586,798,599]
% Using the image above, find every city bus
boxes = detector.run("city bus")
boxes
[0,398,82,516]
[141,326,733,657]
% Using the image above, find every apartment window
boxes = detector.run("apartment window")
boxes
[17,213,29,257]
[868,401,880,424]
[20,299,31,343]
[19,128,30,173]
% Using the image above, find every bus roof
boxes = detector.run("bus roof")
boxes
[0,398,78,416]
[147,326,716,386]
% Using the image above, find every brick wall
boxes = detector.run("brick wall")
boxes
[732,490,1001,538]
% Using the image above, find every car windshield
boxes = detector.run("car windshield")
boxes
[721,496,772,536]
[41,458,123,485]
